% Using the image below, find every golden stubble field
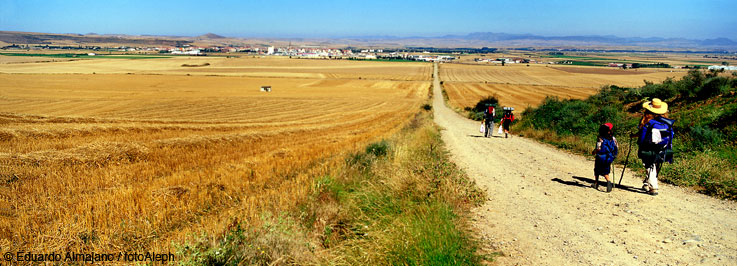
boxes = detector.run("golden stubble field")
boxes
[440,63,687,111]
[0,56,431,254]
[1,55,432,80]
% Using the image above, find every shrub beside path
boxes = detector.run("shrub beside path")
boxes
[431,63,737,265]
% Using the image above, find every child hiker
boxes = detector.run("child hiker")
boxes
[592,123,619,192]
[500,107,515,138]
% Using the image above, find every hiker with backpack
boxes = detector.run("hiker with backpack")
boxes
[592,123,619,192]
[500,107,515,138]
[632,98,675,196]
[482,105,496,138]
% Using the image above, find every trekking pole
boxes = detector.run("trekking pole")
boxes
[618,135,635,187]
[611,164,616,189]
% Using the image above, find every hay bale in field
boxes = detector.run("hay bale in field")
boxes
[260,86,271,92]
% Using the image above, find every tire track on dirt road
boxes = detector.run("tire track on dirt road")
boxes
[431,63,737,265]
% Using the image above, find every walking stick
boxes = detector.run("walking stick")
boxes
[605,164,615,191]
[618,136,634,186]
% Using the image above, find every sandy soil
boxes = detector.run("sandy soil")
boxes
[431,63,737,265]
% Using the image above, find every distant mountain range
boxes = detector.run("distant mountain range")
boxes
[1,30,735,50]
[437,32,737,49]
[332,32,737,50]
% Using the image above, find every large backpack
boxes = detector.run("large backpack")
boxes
[597,138,618,164]
[484,106,495,119]
[638,117,675,164]
[651,117,674,150]
[503,113,514,122]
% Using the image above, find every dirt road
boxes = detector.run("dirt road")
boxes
[431,63,737,265]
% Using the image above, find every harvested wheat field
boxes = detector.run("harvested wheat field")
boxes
[0,57,431,254]
[439,63,686,110]
[0,56,432,80]
[443,83,596,112]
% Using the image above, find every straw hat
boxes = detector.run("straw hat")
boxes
[643,98,668,114]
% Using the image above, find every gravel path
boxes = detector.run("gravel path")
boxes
[431,63,737,265]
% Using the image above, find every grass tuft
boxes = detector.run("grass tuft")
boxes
[175,213,312,265]
[365,140,390,157]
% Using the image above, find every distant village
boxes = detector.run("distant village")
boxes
[473,57,531,64]
[1,43,459,62]
[170,45,459,62]
[473,55,735,70]
[3,43,736,70]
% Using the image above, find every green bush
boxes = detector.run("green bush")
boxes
[471,96,499,112]
[682,69,706,97]
[466,110,484,121]
[645,78,679,100]
[590,85,628,105]
[688,126,724,151]
[523,97,627,136]
[366,140,390,157]
[697,77,731,99]
[465,95,501,121]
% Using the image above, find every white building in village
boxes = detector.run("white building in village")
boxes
[708,65,737,71]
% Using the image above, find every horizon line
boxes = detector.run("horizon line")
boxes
[3,30,735,42]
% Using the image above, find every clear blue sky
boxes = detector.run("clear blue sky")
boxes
[1,0,736,39]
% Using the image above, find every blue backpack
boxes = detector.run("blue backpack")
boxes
[650,117,675,151]
[638,117,675,163]
[597,138,618,164]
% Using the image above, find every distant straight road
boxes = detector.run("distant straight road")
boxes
[431,62,737,265]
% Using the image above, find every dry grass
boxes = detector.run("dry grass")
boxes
[0,58,431,255]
